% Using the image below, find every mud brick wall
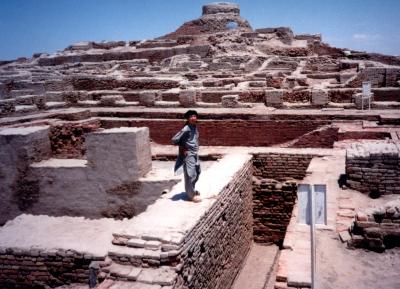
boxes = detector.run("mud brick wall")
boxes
[288,126,338,148]
[38,45,211,66]
[49,120,100,158]
[252,179,297,245]
[100,119,331,147]
[347,67,388,87]
[176,159,253,289]
[200,90,265,103]
[0,99,16,115]
[385,68,400,87]
[71,77,180,91]
[349,202,400,252]
[283,89,311,103]
[0,248,104,289]
[321,87,400,103]
[252,153,313,181]
[328,88,356,103]
[346,141,400,195]
[44,79,73,92]
[372,88,400,102]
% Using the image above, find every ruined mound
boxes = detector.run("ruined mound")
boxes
[161,2,252,39]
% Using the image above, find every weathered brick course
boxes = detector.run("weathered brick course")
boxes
[100,119,331,147]
[346,141,400,195]
[177,160,253,289]
[0,248,103,289]
[252,178,297,245]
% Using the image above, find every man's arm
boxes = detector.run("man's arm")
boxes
[171,125,189,145]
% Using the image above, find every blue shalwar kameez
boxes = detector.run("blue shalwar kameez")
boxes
[171,124,201,199]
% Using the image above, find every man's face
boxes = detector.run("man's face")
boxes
[187,114,197,125]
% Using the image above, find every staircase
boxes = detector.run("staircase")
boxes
[95,235,182,289]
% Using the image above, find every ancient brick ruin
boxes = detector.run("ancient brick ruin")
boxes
[0,2,400,289]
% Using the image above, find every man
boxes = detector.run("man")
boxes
[171,110,201,202]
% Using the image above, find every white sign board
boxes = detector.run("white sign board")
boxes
[298,184,327,225]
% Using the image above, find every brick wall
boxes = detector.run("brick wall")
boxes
[0,248,103,289]
[346,141,400,195]
[71,77,179,91]
[100,119,331,147]
[372,88,400,102]
[177,159,253,289]
[283,90,311,102]
[347,67,387,87]
[251,153,312,246]
[288,126,338,148]
[385,68,400,87]
[252,153,313,181]
[252,178,297,245]
[49,121,100,158]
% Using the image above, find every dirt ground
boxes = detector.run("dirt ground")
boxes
[317,230,400,289]
[317,190,400,289]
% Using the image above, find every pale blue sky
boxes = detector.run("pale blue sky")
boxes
[1,0,399,60]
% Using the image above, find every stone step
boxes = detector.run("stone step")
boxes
[15,104,38,113]
[47,101,67,109]
[107,244,167,267]
[109,235,182,267]
[101,262,177,287]
[112,236,165,250]
[77,100,100,107]
[99,280,169,289]
[31,158,88,169]
[104,262,142,280]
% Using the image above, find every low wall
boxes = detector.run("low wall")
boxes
[349,200,400,252]
[288,126,338,148]
[346,141,400,195]
[200,90,265,103]
[100,118,331,147]
[0,248,103,289]
[71,77,180,91]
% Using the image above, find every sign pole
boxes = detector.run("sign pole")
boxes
[310,185,316,289]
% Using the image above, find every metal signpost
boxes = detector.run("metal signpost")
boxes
[310,184,316,289]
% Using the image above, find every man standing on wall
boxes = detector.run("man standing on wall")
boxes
[172,110,201,202]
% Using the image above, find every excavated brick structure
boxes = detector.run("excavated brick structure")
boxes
[1,1,400,289]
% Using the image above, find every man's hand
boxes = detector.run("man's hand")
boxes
[179,146,188,156]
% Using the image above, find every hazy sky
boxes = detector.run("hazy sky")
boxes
[1,0,399,60]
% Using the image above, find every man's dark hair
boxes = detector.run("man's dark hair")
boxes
[184,110,198,119]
